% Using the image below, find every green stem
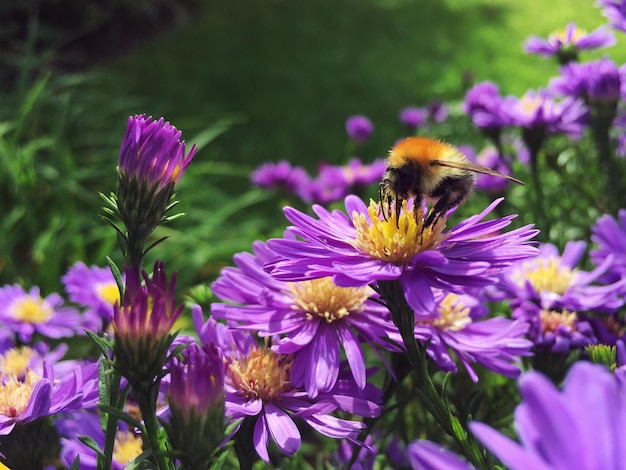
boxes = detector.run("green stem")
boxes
[135,381,172,470]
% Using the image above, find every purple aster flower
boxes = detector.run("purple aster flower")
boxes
[496,240,626,313]
[165,342,225,469]
[118,114,197,190]
[598,0,626,33]
[57,410,142,470]
[502,88,588,141]
[346,115,374,144]
[428,100,449,123]
[470,361,626,470]
[512,301,596,353]
[550,57,622,103]
[0,360,98,435]
[62,262,121,325]
[463,82,509,138]
[618,133,626,158]
[251,161,313,202]
[343,157,387,188]
[266,195,538,318]
[524,23,615,63]
[0,342,77,381]
[460,145,513,193]
[389,289,532,381]
[591,209,626,283]
[194,308,381,463]
[333,435,378,470]
[399,107,428,133]
[407,440,473,470]
[211,240,396,397]
[0,285,97,342]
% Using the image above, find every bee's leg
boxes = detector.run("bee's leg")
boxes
[379,183,389,221]
[424,184,468,228]
[395,196,402,228]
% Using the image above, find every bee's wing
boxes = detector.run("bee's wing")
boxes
[431,160,524,185]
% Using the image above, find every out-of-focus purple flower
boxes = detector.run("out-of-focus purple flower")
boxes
[524,23,615,63]
[211,240,396,397]
[58,410,142,470]
[165,342,225,469]
[343,157,387,188]
[266,196,538,318]
[470,362,626,470]
[118,114,197,190]
[407,440,473,470]
[618,133,626,158]
[502,88,588,142]
[550,57,622,103]
[591,209,626,283]
[0,285,98,342]
[194,309,381,463]
[62,262,121,325]
[598,0,626,33]
[333,435,378,470]
[428,100,449,123]
[0,361,98,435]
[460,145,513,193]
[399,107,428,133]
[463,82,509,138]
[512,301,596,353]
[346,115,374,144]
[251,161,313,202]
[496,241,626,313]
[390,289,532,381]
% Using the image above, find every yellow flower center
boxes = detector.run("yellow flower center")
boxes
[419,293,472,331]
[549,27,585,45]
[540,309,577,334]
[0,370,39,418]
[514,257,575,295]
[97,282,121,306]
[10,296,53,324]
[0,347,35,378]
[113,430,143,465]
[228,346,293,402]
[519,95,543,116]
[288,277,371,323]
[352,200,447,264]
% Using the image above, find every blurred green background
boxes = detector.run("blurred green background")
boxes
[1,0,623,294]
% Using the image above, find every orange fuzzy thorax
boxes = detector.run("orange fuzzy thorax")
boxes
[387,137,461,168]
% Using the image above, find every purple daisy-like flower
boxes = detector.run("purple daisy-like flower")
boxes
[267,195,538,318]
[0,360,98,435]
[118,114,197,190]
[550,57,622,103]
[591,209,626,283]
[399,107,428,133]
[62,262,121,325]
[194,309,381,462]
[496,240,626,313]
[463,81,509,136]
[524,23,615,61]
[598,0,626,33]
[428,100,449,123]
[390,289,532,381]
[211,240,396,397]
[251,161,313,202]
[407,440,473,470]
[346,115,374,144]
[57,410,142,470]
[512,301,597,353]
[0,285,97,342]
[470,361,626,470]
[502,88,588,141]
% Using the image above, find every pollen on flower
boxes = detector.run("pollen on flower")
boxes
[288,277,371,322]
[113,430,143,465]
[420,293,472,331]
[228,346,293,402]
[540,309,577,334]
[0,347,35,378]
[97,282,121,306]
[10,296,53,324]
[514,257,575,295]
[351,199,447,264]
[0,370,40,418]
